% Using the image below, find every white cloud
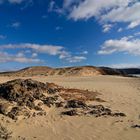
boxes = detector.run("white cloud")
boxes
[69,0,131,19]
[64,0,140,29]
[66,56,86,63]
[1,43,65,55]
[101,1,140,29]
[0,43,86,63]
[102,24,113,33]
[98,36,140,55]
[0,51,42,63]
[127,20,140,29]
[110,63,140,68]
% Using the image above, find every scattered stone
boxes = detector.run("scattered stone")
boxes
[131,125,140,128]
[112,112,126,117]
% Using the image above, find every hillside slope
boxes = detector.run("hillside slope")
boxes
[0,66,123,77]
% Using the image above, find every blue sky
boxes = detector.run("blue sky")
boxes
[0,0,140,71]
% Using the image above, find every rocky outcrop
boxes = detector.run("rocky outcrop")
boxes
[0,79,62,120]
[0,79,126,120]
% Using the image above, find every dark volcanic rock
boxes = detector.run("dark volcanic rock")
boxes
[63,104,126,118]
[112,112,126,117]
[0,79,47,106]
[131,125,140,128]
[0,79,126,120]
[89,105,112,117]
[0,79,65,120]
[0,79,51,119]
[43,96,58,107]
[62,109,78,116]
[88,105,126,117]
[65,100,87,109]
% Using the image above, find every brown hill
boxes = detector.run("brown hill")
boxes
[0,66,123,77]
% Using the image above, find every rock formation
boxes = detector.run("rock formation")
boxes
[0,79,126,120]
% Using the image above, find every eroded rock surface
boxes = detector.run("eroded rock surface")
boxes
[0,79,126,120]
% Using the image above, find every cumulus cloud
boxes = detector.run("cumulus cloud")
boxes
[69,0,131,19]
[98,36,140,55]
[101,2,140,29]
[0,43,86,63]
[0,51,42,63]
[0,43,64,55]
[63,0,140,29]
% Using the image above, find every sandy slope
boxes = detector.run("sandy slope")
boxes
[0,75,140,140]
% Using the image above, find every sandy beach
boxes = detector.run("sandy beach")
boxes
[0,75,140,140]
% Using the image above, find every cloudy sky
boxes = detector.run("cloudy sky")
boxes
[0,0,140,71]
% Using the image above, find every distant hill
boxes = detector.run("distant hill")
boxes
[118,68,140,75]
[0,66,124,77]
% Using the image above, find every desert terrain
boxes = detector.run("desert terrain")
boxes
[0,75,140,140]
